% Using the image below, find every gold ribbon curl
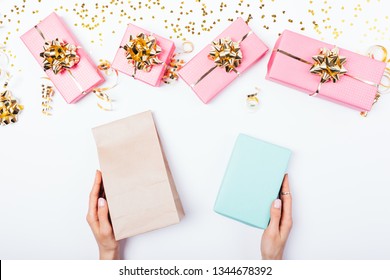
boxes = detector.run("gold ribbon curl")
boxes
[163,54,185,84]
[163,41,194,84]
[41,83,54,116]
[209,38,242,73]
[122,33,163,76]
[0,89,24,126]
[93,59,119,111]
[40,38,80,75]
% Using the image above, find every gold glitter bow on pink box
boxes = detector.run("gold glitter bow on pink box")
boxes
[40,38,80,75]
[209,37,242,73]
[21,13,105,105]
[310,47,348,84]
[191,30,252,88]
[122,32,163,76]
[270,30,390,116]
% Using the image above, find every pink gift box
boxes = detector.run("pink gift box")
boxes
[112,24,175,87]
[266,30,387,113]
[178,17,268,104]
[21,12,104,104]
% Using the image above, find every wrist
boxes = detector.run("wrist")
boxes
[99,246,120,260]
[262,252,283,260]
[262,255,282,260]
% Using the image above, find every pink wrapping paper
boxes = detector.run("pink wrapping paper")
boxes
[20,12,104,104]
[178,17,268,104]
[112,24,175,87]
[266,30,387,112]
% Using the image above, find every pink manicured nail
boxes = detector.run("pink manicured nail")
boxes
[274,199,281,209]
[98,198,106,208]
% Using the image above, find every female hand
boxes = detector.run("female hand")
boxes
[86,170,120,260]
[261,174,293,260]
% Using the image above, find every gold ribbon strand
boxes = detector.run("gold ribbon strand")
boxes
[360,45,390,117]
[93,59,119,111]
[41,82,54,116]
[162,41,194,84]
[367,45,390,94]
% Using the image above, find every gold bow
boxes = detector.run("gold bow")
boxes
[0,90,24,126]
[40,39,80,75]
[310,47,347,83]
[122,33,163,74]
[209,37,242,73]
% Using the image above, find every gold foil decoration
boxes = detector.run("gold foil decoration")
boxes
[246,86,260,111]
[0,89,24,126]
[245,14,253,25]
[0,48,23,125]
[192,31,252,87]
[93,59,119,111]
[209,37,242,73]
[41,84,54,116]
[310,47,348,84]
[163,54,185,84]
[360,93,380,117]
[163,41,194,84]
[122,33,162,75]
[97,59,112,72]
[40,38,80,75]
[181,41,195,54]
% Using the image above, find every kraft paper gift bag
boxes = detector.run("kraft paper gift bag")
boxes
[92,111,184,240]
[214,134,291,229]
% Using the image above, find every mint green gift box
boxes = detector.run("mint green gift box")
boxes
[214,134,292,229]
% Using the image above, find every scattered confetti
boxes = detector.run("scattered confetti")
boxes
[0,1,389,53]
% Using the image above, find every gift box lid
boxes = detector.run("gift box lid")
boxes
[214,134,291,229]
[179,17,268,104]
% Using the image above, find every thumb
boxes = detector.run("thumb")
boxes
[267,199,282,233]
[97,198,113,236]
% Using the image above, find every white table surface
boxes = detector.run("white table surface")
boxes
[1,0,390,260]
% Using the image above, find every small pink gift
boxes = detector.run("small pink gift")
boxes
[266,30,387,114]
[112,24,175,87]
[21,12,104,104]
[178,17,268,104]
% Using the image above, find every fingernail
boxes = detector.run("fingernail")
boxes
[274,199,281,209]
[98,198,106,208]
